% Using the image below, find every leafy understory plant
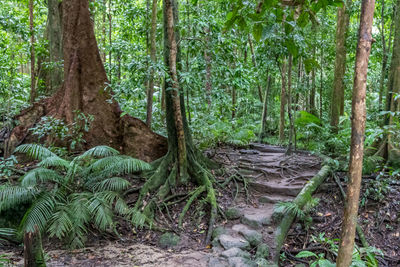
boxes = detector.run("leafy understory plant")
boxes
[0,144,151,248]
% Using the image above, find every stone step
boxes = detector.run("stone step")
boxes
[240,206,274,229]
[258,195,293,204]
[249,143,286,153]
[249,180,302,197]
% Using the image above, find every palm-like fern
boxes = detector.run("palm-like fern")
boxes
[0,144,151,248]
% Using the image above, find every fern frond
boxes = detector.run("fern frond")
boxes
[275,201,305,220]
[81,146,120,158]
[15,144,56,160]
[91,177,131,192]
[86,155,122,172]
[0,185,38,212]
[87,195,114,231]
[0,228,16,242]
[114,197,129,215]
[38,156,70,170]
[101,156,152,176]
[20,192,56,233]
[21,168,63,187]
[48,203,73,239]
[130,209,147,228]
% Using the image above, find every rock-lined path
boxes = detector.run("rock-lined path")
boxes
[0,144,322,267]
[208,143,321,266]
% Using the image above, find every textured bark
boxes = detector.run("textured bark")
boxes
[248,34,263,102]
[46,0,64,94]
[260,75,272,140]
[204,27,212,108]
[330,0,351,130]
[29,0,36,104]
[279,59,287,142]
[24,227,46,267]
[385,0,400,163]
[310,46,317,116]
[165,0,187,179]
[336,0,375,265]
[6,0,167,162]
[320,48,323,119]
[146,0,158,128]
[287,55,294,154]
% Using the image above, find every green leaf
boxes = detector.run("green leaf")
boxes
[297,11,309,28]
[253,23,263,42]
[296,250,318,258]
[15,144,56,161]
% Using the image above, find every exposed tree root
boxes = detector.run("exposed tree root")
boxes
[129,148,220,245]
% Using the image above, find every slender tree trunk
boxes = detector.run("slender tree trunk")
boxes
[310,46,316,115]
[204,27,212,108]
[260,75,272,140]
[248,34,263,102]
[146,0,158,128]
[102,1,106,62]
[232,87,237,119]
[279,59,287,142]
[287,55,294,154]
[385,0,400,163]
[378,0,388,110]
[108,0,112,79]
[330,0,351,130]
[320,47,323,119]
[29,0,36,104]
[165,0,187,180]
[336,0,375,265]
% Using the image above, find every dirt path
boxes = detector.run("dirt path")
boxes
[0,144,322,267]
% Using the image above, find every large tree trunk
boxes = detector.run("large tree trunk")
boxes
[336,0,375,265]
[330,0,351,131]
[5,0,167,162]
[132,0,218,245]
[146,0,158,128]
[46,0,64,95]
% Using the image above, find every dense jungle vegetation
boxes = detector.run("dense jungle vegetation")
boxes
[0,0,399,266]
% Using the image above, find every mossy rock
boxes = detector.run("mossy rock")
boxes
[212,226,227,240]
[225,207,243,220]
[159,232,180,249]
[255,258,276,267]
[255,243,269,259]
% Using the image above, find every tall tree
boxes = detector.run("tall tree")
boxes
[133,0,218,244]
[336,0,375,264]
[145,0,158,127]
[29,0,36,103]
[384,0,400,163]
[46,0,64,94]
[279,58,287,142]
[330,0,351,130]
[6,0,167,162]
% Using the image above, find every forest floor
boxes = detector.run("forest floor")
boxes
[1,143,399,266]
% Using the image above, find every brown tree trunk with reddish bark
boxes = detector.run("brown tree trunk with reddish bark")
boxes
[336,0,375,265]
[5,0,167,162]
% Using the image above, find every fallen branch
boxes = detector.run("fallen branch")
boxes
[273,164,331,263]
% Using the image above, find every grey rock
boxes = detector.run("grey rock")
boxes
[242,213,271,229]
[255,243,270,259]
[226,207,243,220]
[212,226,227,240]
[159,232,180,249]
[232,224,262,246]
[254,258,276,267]
[208,256,229,267]
[221,247,250,258]
[228,257,255,267]
[219,234,250,250]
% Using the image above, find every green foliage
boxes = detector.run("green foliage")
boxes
[299,233,384,267]
[275,196,319,229]
[361,175,390,206]
[0,156,17,180]
[0,144,151,248]
[29,110,94,150]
